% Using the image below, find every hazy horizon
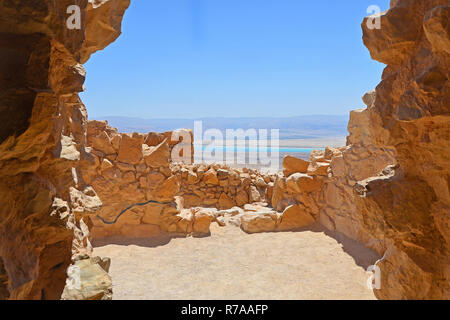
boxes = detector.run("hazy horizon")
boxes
[92,114,349,141]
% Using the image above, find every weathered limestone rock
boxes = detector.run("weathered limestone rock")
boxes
[143,139,170,168]
[249,185,262,203]
[240,212,278,234]
[235,189,249,207]
[283,155,310,176]
[277,204,315,231]
[0,0,130,299]
[307,161,330,176]
[203,168,219,186]
[61,257,112,300]
[116,133,143,165]
[285,173,322,193]
[320,0,450,299]
[218,193,235,210]
[193,210,215,234]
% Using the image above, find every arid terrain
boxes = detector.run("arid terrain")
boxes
[95,222,377,300]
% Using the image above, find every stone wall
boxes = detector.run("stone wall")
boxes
[83,120,282,240]
[174,164,276,209]
[82,120,191,239]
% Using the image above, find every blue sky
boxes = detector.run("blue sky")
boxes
[82,0,390,119]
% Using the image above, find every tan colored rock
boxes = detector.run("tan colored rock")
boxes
[116,134,143,165]
[61,257,112,300]
[240,212,277,234]
[147,172,165,189]
[116,162,134,172]
[271,176,286,210]
[249,185,261,203]
[176,210,194,233]
[0,0,132,300]
[141,203,165,225]
[90,131,115,155]
[186,170,199,184]
[285,173,322,193]
[283,155,310,176]
[100,159,113,171]
[235,189,249,207]
[155,175,180,201]
[218,193,235,210]
[330,155,345,177]
[183,194,203,208]
[70,187,102,213]
[203,169,219,186]
[307,161,330,176]
[193,210,214,234]
[277,204,315,231]
[254,176,267,188]
[265,182,274,206]
[121,171,135,184]
[217,169,229,180]
[143,139,170,168]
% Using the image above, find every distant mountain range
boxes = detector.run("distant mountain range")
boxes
[91,115,350,140]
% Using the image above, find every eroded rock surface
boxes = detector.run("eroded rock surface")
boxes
[356,0,449,299]
[0,0,129,299]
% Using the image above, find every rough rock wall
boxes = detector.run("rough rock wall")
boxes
[83,120,193,239]
[0,0,130,299]
[84,120,280,240]
[315,0,449,299]
[269,0,449,299]
[174,164,275,209]
[355,0,450,299]
[318,98,396,254]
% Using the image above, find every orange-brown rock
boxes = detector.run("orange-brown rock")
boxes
[240,212,278,234]
[192,210,215,234]
[283,155,310,176]
[218,193,235,210]
[307,161,330,176]
[203,169,219,186]
[285,173,322,193]
[143,139,170,168]
[277,204,315,231]
[249,185,262,203]
[349,0,450,299]
[0,0,130,300]
[235,189,249,207]
[116,133,143,165]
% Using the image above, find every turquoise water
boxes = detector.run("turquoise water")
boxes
[197,146,324,153]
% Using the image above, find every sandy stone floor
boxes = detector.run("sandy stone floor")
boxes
[94,223,378,300]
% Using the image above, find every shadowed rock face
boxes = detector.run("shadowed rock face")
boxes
[0,0,130,299]
[357,0,449,299]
